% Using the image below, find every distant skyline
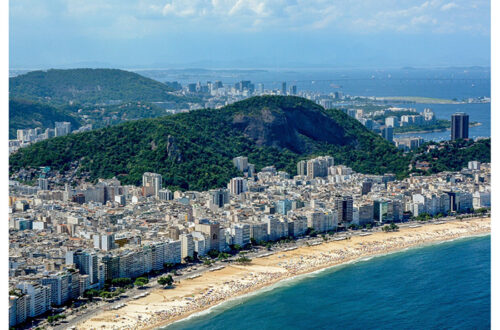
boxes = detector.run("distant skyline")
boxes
[9,0,490,69]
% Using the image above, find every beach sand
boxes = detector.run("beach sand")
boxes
[77,217,490,330]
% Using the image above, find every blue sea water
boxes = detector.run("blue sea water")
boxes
[165,235,490,330]
[140,67,491,141]
[394,103,491,141]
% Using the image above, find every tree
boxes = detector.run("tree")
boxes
[217,252,230,261]
[158,275,174,287]
[266,243,273,251]
[111,277,132,287]
[366,223,372,230]
[99,291,114,299]
[134,277,149,288]
[83,289,101,299]
[236,253,252,264]
[207,249,219,259]
[390,223,399,231]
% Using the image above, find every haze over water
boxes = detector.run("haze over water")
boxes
[166,235,490,330]
[139,67,491,141]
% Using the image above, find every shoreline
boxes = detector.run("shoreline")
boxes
[76,217,490,330]
[394,122,482,135]
[164,231,491,329]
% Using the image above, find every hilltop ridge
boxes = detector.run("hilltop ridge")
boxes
[10,96,408,190]
[9,68,190,105]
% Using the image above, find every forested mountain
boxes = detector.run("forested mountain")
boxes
[9,99,81,139]
[10,96,487,191]
[9,96,408,190]
[9,68,195,105]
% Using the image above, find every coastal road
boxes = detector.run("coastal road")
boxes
[56,213,488,329]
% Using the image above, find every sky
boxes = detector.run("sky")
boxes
[9,0,491,69]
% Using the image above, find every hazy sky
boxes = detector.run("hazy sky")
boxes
[9,0,491,69]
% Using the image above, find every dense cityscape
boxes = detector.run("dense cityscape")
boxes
[9,143,490,327]
[7,1,493,329]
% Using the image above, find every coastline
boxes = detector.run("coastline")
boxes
[76,217,490,330]
[394,122,482,135]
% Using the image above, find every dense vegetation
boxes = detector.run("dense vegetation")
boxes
[394,119,450,133]
[9,68,195,105]
[411,138,490,173]
[70,102,174,129]
[9,99,81,139]
[321,108,410,177]
[394,120,479,133]
[9,96,488,191]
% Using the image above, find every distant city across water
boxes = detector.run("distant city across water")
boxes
[9,67,491,142]
[136,67,491,141]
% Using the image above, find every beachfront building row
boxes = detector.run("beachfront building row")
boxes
[9,269,83,327]
[9,155,490,327]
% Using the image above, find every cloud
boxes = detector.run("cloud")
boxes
[441,2,458,11]
[10,0,490,38]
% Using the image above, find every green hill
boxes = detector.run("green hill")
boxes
[9,68,195,105]
[9,96,412,191]
[9,99,81,139]
[411,139,490,173]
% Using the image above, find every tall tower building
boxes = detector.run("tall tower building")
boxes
[208,189,229,209]
[306,156,333,179]
[451,112,469,140]
[335,195,353,224]
[229,177,247,195]
[381,126,393,143]
[281,82,287,95]
[142,172,162,197]
[297,160,307,176]
[232,156,248,172]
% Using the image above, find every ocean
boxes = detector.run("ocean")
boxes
[394,103,490,141]
[137,67,491,141]
[165,235,490,330]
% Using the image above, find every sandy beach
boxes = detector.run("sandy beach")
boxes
[76,217,490,330]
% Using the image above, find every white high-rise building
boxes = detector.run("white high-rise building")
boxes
[142,172,162,197]
[165,240,182,264]
[468,161,480,170]
[264,216,281,241]
[231,223,251,246]
[192,232,207,257]
[54,122,71,136]
[306,156,334,179]
[232,156,249,172]
[159,188,173,201]
[229,177,247,195]
[180,234,194,260]
[16,282,51,318]
[9,294,30,327]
